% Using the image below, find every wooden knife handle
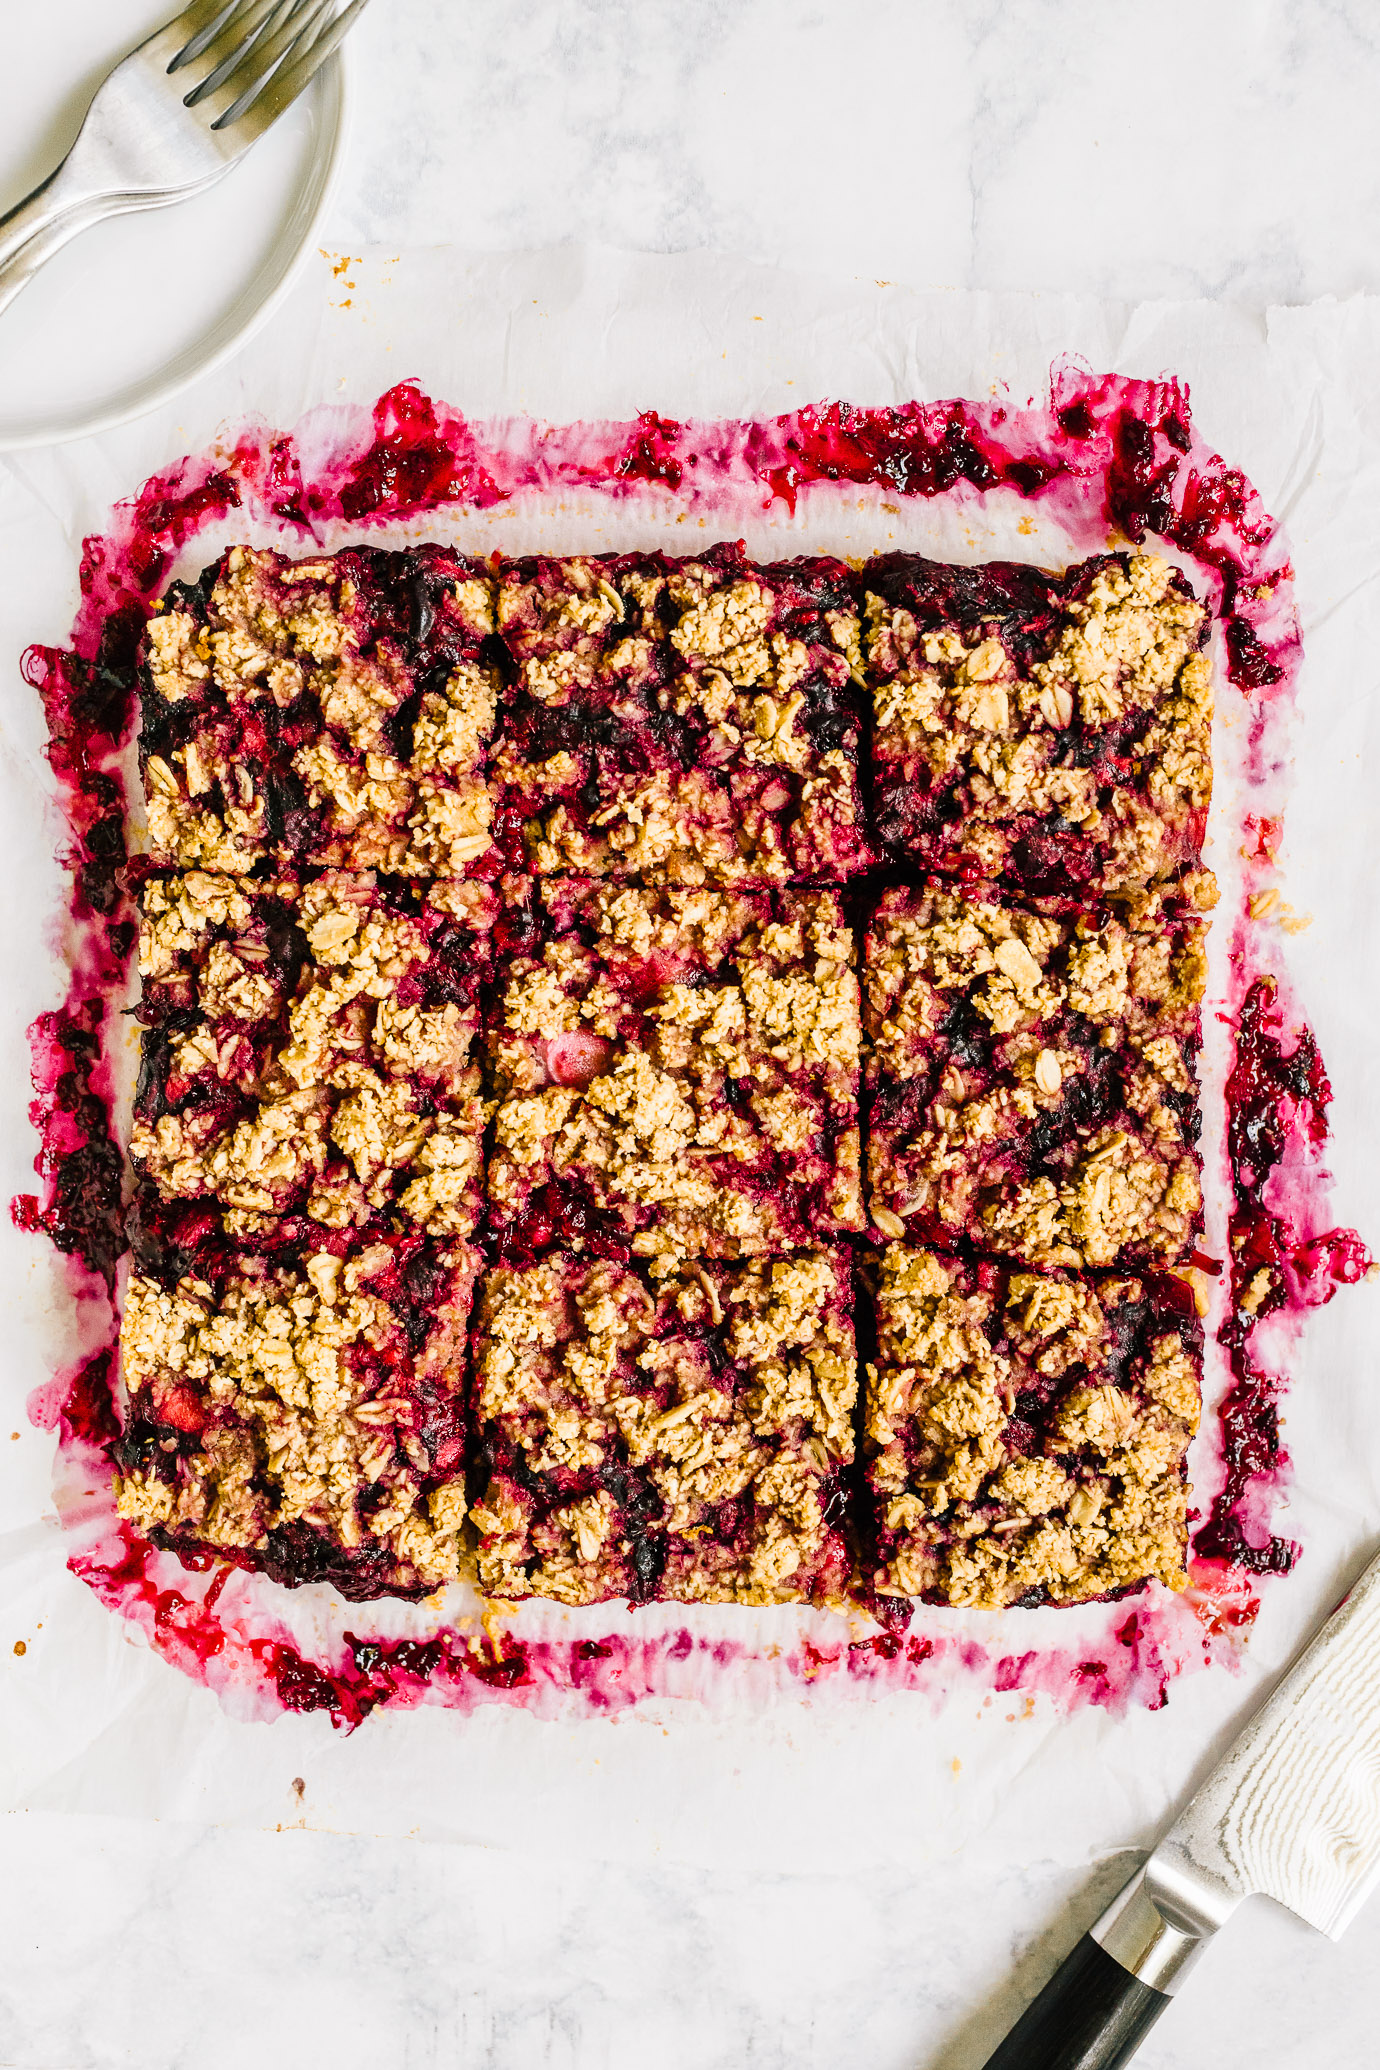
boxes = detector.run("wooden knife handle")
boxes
[979,1931,1172,2070]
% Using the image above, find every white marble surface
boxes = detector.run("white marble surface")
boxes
[4,1810,1380,2070]
[6,5,1380,2066]
[336,0,1380,309]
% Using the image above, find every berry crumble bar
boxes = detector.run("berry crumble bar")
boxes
[490,545,870,884]
[138,544,498,878]
[470,1247,856,1605]
[129,867,494,1248]
[485,879,864,1262]
[114,1233,478,1599]
[863,880,1209,1269]
[863,1244,1202,1608]
[112,537,1219,1613]
[865,552,1212,900]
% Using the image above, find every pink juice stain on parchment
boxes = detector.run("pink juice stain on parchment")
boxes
[10,365,1370,1729]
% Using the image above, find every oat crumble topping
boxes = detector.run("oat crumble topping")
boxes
[864,551,1212,901]
[864,1244,1201,1607]
[115,1240,478,1596]
[470,1248,856,1605]
[864,880,1207,1269]
[138,545,500,879]
[130,867,493,1244]
[485,881,864,1259]
[491,545,870,884]
[123,540,1216,1609]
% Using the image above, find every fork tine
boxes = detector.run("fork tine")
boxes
[181,0,300,103]
[196,0,330,116]
[165,0,250,73]
[214,0,373,132]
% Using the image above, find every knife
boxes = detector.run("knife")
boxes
[981,1542,1380,2069]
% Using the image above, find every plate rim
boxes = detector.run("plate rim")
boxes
[0,46,352,454]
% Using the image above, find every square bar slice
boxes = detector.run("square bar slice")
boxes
[490,545,870,883]
[864,880,1207,1269]
[486,880,864,1262]
[130,867,494,1250]
[470,1248,856,1605]
[114,1233,478,1600]
[138,544,498,878]
[864,551,1213,901]
[864,1244,1202,1608]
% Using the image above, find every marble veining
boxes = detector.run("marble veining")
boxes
[336,0,1380,310]
[2,1810,1379,2068]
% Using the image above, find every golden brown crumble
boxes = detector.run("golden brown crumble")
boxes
[486,887,863,1259]
[115,1248,476,1588]
[470,1250,856,1606]
[132,869,488,1238]
[864,553,1212,893]
[864,882,1205,1269]
[141,548,499,879]
[495,554,866,883]
[865,1243,1200,1608]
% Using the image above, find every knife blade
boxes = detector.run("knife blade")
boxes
[981,1541,1380,2070]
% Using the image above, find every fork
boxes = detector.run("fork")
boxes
[0,0,372,324]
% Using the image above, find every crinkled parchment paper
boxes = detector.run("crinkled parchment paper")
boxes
[1,248,1377,1877]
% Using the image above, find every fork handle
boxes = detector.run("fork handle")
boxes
[0,163,116,321]
[0,129,222,324]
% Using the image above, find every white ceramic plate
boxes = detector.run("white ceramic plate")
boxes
[0,3,349,451]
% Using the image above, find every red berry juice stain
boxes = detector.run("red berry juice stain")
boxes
[1192,973,1372,1581]
[12,365,1367,1726]
[333,384,507,521]
[612,410,686,490]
